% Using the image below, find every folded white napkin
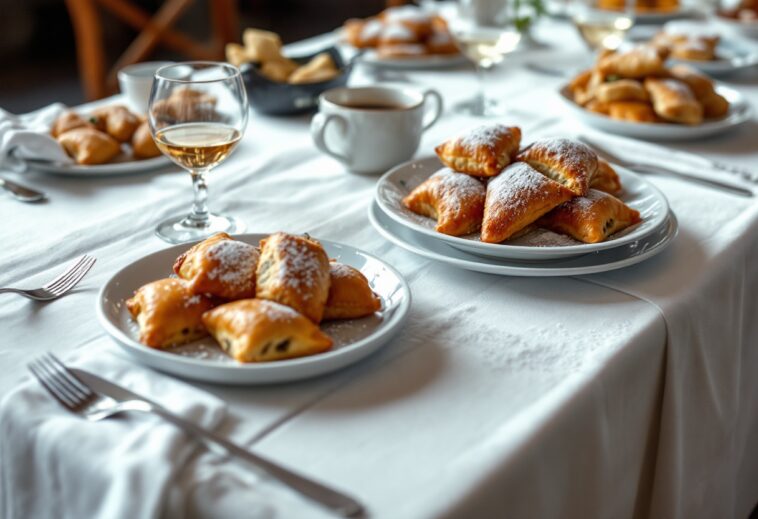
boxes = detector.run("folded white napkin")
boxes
[0,103,72,171]
[0,349,227,519]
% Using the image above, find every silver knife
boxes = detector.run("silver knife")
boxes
[579,136,755,198]
[0,177,46,202]
[72,369,365,518]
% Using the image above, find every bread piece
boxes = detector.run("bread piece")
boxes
[379,23,417,45]
[700,91,729,118]
[402,168,486,236]
[91,105,140,142]
[256,232,331,323]
[288,53,339,84]
[242,28,282,62]
[426,28,458,55]
[481,162,575,243]
[597,46,665,78]
[126,278,216,348]
[435,124,522,177]
[607,101,659,123]
[174,233,259,300]
[58,127,121,165]
[644,78,703,125]
[260,58,299,82]
[590,159,623,196]
[51,111,93,138]
[344,18,383,48]
[131,121,161,159]
[515,137,598,196]
[668,65,716,100]
[595,79,649,103]
[323,262,382,320]
[202,299,332,362]
[539,189,641,243]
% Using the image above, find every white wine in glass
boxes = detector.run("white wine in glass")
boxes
[149,62,248,244]
[571,0,634,51]
[449,0,523,117]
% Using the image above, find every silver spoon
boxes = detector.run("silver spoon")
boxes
[0,176,46,202]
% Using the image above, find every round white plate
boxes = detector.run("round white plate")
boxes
[375,156,670,260]
[669,39,758,75]
[559,83,753,140]
[97,234,411,385]
[370,200,678,276]
[357,49,468,69]
[24,153,171,177]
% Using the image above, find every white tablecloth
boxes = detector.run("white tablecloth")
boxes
[1,19,757,519]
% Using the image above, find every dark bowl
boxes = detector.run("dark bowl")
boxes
[241,47,352,116]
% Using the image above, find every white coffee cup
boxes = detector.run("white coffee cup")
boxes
[117,61,178,113]
[310,86,443,174]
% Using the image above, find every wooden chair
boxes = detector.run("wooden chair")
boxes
[65,0,239,100]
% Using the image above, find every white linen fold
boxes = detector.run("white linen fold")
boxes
[0,104,72,171]
[0,348,227,519]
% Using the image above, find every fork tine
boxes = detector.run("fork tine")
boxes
[41,256,88,291]
[48,257,96,296]
[46,256,95,294]
[34,357,86,406]
[45,353,94,398]
[28,360,77,409]
[37,355,90,403]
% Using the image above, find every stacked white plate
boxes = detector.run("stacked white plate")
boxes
[370,156,678,276]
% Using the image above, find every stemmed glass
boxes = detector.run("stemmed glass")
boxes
[449,0,524,117]
[148,62,248,244]
[570,0,635,53]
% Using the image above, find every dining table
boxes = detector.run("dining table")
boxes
[1,15,757,519]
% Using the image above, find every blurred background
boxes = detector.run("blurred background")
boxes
[0,0,387,113]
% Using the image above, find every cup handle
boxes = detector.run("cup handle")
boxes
[310,113,350,165]
[421,89,444,131]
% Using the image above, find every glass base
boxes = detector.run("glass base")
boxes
[452,97,509,118]
[155,213,246,244]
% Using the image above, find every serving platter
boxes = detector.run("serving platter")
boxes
[369,200,678,277]
[97,234,411,385]
[23,153,171,177]
[558,84,753,140]
[375,156,670,261]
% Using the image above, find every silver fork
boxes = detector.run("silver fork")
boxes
[28,353,365,518]
[0,255,96,301]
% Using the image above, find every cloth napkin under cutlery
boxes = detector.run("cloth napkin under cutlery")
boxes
[0,349,226,519]
[0,104,72,172]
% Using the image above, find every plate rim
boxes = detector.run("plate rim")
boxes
[356,48,468,69]
[369,199,679,276]
[557,83,753,139]
[25,154,172,177]
[374,156,671,258]
[96,233,412,376]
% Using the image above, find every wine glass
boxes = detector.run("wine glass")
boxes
[448,0,524,117]
[148,62,248,244]
[570,0,635,53]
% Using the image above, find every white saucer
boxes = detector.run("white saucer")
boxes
[97,234,411,385]
[369,200,678,277]
[558,84,753,141]
[375,156,670,260]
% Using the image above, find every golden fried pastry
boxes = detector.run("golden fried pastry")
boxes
[481,162,575,243]
[426,28,458,54]
[256,233,331,323]
[344,18,383,48]
[58,127,121,165]
[644,78,703,125]
[376,43,428,59]
[574,70,607,106]
[288,53,339,84]
[382,5,433,38]
[173,233,259,300]
[402,168,486,236]
[607,101,659,123]
[324,262,382,320]
[595,79,649,103]
[668,65,715,100]
[586,99,611,115]
[515,138,598,196]
[260,58,299,82]
[202,299,332,363]
[568,69,593,98]
[598,46,665,78]
[126,278,216,349]
[671,40,715,61]
[379,23,417,45]
[91,105,140,142]
[131,121,160,159]
[435,124,522,177]
[242,28,282,62]
[590,160,623,196]
[539,189,641,244]
[51,111,93,138]
[700,91,729,118]
[225,43,247,67]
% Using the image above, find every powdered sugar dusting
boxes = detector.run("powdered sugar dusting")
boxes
[206,240,257,289]
[382,23,415,41]
[361,19,383,39]
[520,138,595,180]
[384,5,432,23]
[268,235,327,301]
[459,124,516,150]
[486,162,561,216]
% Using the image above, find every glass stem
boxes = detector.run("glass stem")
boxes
[189,170,210,225]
